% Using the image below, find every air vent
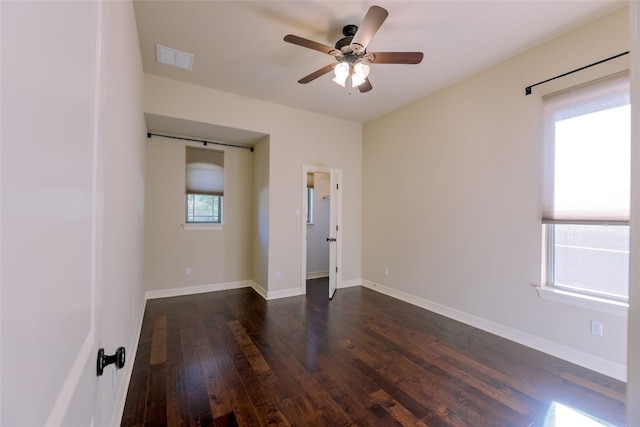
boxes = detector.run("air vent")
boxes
[156,44,194,70]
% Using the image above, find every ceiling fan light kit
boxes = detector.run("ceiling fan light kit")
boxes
[284,5,423,94]
[351,63,370,87]
[332,62,350,87]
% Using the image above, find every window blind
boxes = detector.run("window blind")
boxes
[185,147,224,196]
[542,72,630,224]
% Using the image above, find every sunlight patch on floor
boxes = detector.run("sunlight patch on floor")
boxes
[542,402,618,427]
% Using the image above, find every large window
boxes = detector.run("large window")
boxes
[185,146,224,224]
[543,72,630,302]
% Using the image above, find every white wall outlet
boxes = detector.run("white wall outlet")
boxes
[590,320,603,336]
[185,267,191,276]
[276,271,281,280]
[384,267,389,277]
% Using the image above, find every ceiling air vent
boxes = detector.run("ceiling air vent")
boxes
[156,44,194,70]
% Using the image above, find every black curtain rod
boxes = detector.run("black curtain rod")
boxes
[147,132,254,152]
[525,51,629,95]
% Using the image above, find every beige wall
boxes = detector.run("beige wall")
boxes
[144,138,253,290]
[252,137,270,290]
[362,7,630,378]
[143,75,362,295]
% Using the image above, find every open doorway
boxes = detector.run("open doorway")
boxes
[301,166,342,299]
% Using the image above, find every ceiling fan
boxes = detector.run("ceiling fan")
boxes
[284,5,423,93]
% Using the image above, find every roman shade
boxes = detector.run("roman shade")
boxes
[542,72,630,224]
[186,147,224,196]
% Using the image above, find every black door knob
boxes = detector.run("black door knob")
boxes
[97,346,125,376]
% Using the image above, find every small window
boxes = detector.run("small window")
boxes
[542,72,630,302]
[185,147,224,224]
[306,187,314,224]
[306,173,314,224]
[186,194,222,223]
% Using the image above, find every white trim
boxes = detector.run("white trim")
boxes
[264,287,305,300]
[307,271,329,280]
[145,280,252,300]
[361,280,626,382]
[144,280,307,302]
[182,223,222,231]
[535,285,628,317]
[250,281,268,300]
[339,278,362,289]
[110,296,147,427]
[45,334,96,426]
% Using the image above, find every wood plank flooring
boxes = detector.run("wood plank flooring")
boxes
[121,279,626,426]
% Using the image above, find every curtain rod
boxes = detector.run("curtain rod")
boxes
[525,51,629,95]
[147,132,254,152]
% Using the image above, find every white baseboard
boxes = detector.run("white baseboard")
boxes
[144,279,305,302]
[264,286,305,300]
[145,280,252,300]
[340,278,361,289]
[361,279,626,382]
[306,271,329,280]
[110,295,147,426]
[250,281,268,299]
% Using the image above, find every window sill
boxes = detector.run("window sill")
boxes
[535,285,628,317]
[182,223,222,231]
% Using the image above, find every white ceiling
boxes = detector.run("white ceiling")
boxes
[133,0,625,127]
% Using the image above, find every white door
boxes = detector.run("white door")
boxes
[1,2,104,425]
[328,170,342,299]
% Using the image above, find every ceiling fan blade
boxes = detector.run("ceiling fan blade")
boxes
[351,6,388,51]
[298,64,335,84]
[358,78,372,93]
[367,52,424,64]
[284,34,339,56]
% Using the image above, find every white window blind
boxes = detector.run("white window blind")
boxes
[185,147,224,196]
[542,72,630,224]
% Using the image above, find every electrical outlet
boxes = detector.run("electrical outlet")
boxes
[185,267,191,276]
[383,267,389,277]
[276,271,281,280]
[591,320,603,336]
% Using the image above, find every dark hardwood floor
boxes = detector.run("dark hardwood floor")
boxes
[121,279,626,426]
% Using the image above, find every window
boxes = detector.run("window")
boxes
[186,194,222,223]
[306,173,314,224]
[185,146,224,224]
[542,72,630,302]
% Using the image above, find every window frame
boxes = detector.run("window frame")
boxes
[185,192,223,224]
[540,222,628,316]
[538,71,630,315]
[544,223,629,302]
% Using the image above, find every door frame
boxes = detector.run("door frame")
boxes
[300,165,343,295]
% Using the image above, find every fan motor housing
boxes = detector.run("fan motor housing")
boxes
[335,24,359,52]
